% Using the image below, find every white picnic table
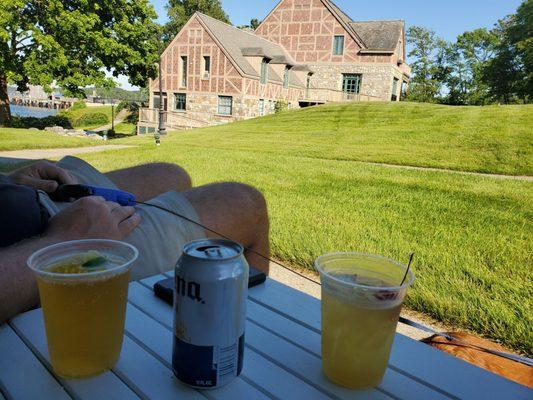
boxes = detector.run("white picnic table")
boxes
[1,272,530,400]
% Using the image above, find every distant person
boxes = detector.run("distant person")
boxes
[0,158,269,323]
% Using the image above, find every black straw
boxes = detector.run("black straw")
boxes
[400,253,414,286]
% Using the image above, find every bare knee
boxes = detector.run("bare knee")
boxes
[148,163,192,190]
[223,182,268,225]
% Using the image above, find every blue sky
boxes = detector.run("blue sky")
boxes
[118,0,523,89]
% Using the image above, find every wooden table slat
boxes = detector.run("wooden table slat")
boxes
[10,310,141,400]
[246,301,454,400]
[142,275,445,400]
[114,336,206,400]
[0,323,71,400]
[129,280,333,399]
[160,273,451,399]
[124,304,272,400]
[248,278,532,399]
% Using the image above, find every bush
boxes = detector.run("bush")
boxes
[275,99,289,113]
[9,115,73,130]
[74,112,109,127]
[70,101,87,110]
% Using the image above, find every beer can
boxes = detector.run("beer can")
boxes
[172,238,249,389]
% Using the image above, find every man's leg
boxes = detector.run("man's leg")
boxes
[182,183,270,274]
[106,163,192,201]
[105,164,270,273]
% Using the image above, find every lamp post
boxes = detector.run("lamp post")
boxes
[155,40,166,146]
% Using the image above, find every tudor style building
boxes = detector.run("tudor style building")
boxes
[138,0,410,133]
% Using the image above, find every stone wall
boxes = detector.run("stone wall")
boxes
[308,63,405,101]
[146,92,289,130]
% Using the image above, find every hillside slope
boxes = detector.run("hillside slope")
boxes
[163,102,532,176]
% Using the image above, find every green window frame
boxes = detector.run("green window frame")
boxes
[333,35,344,55]
[174,93,186,111]
[283,68,290,89]
[342,74,362,94]
[260,59,269,84]
[218,96,233,115]
[259,99,265,116]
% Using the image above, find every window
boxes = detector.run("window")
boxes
[333,35,344,55]
[342,74,362,94]
[181,56,188,87]
[218,96,233,115]
[283,67,290,89]
[203,56,211,78]
[391,78,399,101]
[306,74,312,97]
[259,99,265,116]
[260,59,269,84]
[174,93,186,111]
[153,92,167,110]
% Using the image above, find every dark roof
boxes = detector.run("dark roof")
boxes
[197,13,303,86]
[349,20,403,51]
[321,0,365,47]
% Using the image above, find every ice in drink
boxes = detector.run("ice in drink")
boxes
[28,241,138,378]
[316,253,414,389]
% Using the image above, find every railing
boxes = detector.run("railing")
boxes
[300,88,383,103]
[139,108,210,129]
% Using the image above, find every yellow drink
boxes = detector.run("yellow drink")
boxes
[322,286,401,388]
[37,270,130,378]
[28,241,138,379]
[315,253,414,390]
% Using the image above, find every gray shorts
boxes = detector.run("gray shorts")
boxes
[38,156,206,280]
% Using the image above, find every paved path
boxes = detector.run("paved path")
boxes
[0,145,135,164]
[322,158,533,181]
[361,160,533,182]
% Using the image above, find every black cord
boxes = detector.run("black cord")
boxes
[137,201,321,285]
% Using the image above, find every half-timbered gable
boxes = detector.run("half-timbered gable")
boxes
[138,0,410,132]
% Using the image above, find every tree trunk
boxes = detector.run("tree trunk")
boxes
[0,75,11,126]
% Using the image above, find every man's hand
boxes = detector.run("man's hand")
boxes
[9,160,77,193]
[46,196,142,241]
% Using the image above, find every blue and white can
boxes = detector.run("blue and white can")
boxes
[172,239,248,389]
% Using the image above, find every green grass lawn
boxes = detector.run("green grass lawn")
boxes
[0,128,100,151]
[155,102,531,176]
[1,102,531,354]
[114,121,137,135]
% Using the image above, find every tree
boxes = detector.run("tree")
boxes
[406,26,445,103]
[0,0,160,124]
[164,0,230,43]
[250,19,260,30]
[483,0,532,104]
[507,0,533,101]
[237,18,261,31]
[441,28,499,105]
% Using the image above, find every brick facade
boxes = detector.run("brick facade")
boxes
[138,0,410,132]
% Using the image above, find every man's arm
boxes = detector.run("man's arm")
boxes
[0,236,64,323]
[0,196,141,324]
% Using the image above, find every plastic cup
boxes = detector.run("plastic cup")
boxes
[315,252,414,389]
[27,239,138,378]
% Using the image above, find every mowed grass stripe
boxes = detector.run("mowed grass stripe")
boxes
[80,144,533,355]
[120,102,531,176]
